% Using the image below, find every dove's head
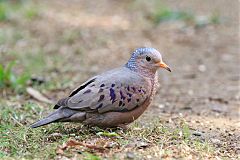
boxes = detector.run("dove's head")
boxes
[126,47,171,75]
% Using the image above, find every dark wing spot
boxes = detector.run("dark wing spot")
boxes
[136,99,139,102]
[69,78,96,97]
[119,101,123,106]
[131,87,136,92]
[98,95,105,102]
[83,89,91,94]
[127,98,131,102]
[120,90,126,100]
[100,84,105,87]
[111,84,115,87]
[138,89,141,93]
[122,103,125,106]
[127,86,130,91]
[97,103,103,109]
[98,88,104,93]
[127,93,132,97]
[109,88,116,103]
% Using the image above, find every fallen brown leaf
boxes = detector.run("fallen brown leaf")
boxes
[57,139,108,155]
[26,87,54,104]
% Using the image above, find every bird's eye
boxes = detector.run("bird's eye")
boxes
[146,56,151,62]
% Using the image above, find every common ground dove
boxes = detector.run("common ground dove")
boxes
[30,47,171,128]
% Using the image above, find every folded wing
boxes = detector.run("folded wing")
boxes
[56,68,150,113]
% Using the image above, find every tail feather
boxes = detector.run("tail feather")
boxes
[30,108,78,128]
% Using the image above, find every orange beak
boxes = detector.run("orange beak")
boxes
[156,61,171,72]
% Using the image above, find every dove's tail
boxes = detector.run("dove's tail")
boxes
[30,108,79,128]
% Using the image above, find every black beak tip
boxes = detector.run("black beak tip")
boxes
[167,67,172,72]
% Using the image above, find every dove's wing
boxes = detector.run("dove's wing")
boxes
[55,67,151,113]
[53,76,97,109]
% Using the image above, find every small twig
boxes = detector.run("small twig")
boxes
[10,115,23,126]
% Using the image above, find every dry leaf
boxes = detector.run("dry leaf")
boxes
[58,139,106,154]
[26,87,54,104]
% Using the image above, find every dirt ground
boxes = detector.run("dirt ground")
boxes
[0,0,239,159]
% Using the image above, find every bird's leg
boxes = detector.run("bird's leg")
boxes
[117,124,129,131]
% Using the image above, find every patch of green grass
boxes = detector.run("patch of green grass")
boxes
[0,61,30,92]
[0,0,40,22]
[11,48,50,74]
[21,50,46,73]
[0,102,59,159]
[83,152,101,160]
[0,101,101,159]
[0,107,217,159]
[121,119,215,158]
[22,4,39,20]
[0,2,8,21]
[192,140,214,153]
[0,151,6,158]
[210,12,221,24]
[0,28,25,45]
[0,101,42,125]
[182,122,191,140]
[96,130,119,137]
[61,30,81,44]
[150,6,221,27]
[151,7,194,24]
[0,127,59,158]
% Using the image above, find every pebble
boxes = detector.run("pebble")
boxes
[188,90,194,95]
[198,64,206,72]
[210,104,227,113]
[211,138,221,145]
[192,131,203,136]
[126,152,135,159]
[47,133,62,141]
[49,133,62,137]
[158,104,165,109]
[136,141,149,148]
[147,155,152,159]
[195,15,209,27]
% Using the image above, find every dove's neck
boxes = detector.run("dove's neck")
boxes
[125,61,157,79]
[125,61,158,98]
